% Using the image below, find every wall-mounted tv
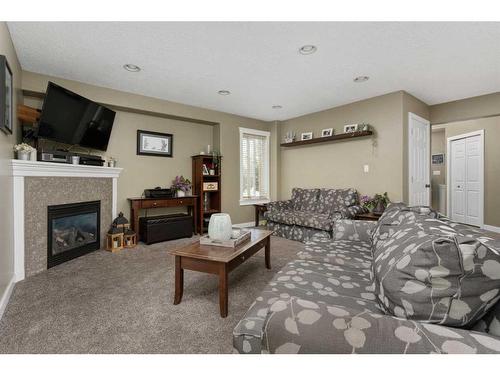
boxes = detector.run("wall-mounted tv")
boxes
[37,82,116,151]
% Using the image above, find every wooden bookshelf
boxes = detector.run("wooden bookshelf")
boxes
[192,154,222,233]
[280,130,373,147]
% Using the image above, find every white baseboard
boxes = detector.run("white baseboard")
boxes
[483,224,500,234]
[233,221,256,228]
[0,276,15,321]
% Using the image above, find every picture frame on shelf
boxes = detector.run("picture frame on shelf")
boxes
[344,124,359,133]
[300,132,313,141]
[137,129,173,157]
[0,55,13,135]
[321,128,333,137]
[202,164,209,175]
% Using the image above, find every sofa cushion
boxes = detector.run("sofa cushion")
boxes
[374,215,500,327]
[298,238,373,271]
[266,209,297,226]
[371,203,439,255]
[291,188,320,211]
[292,211,332,231]
[234,294,500,353]
[266,259,379,311]
[267,209,332,231]
[317,188,358,214]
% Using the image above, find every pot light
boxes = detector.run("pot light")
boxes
[218,90,231,95]
[299,45,317,55]
[272,105,282,109]
[123,64,141,72]
[354,76,369,83]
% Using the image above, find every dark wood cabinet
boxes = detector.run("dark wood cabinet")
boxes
[192,155,222,233]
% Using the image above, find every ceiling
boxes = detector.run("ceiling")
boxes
[7,22,500,121]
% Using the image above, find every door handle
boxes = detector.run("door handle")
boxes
[425,184,430,188]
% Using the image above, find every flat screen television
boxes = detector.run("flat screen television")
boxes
[37,82,116,151]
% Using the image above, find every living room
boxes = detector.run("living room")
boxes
[1,1,500,373]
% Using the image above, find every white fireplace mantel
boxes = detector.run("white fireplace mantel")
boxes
[10,160,123,282]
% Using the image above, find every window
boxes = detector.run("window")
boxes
[239,127,271,205]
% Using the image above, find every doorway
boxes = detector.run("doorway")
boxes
[446,130,484,227]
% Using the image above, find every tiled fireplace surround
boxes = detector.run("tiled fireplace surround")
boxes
[11,160,123,280]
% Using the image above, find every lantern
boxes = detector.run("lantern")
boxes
[124,228,137,248]
[106,224,124,252]
[113,212,130,233]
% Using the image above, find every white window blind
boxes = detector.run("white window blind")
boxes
[239,127,270,205]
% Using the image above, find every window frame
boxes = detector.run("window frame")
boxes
[239,127,271,206]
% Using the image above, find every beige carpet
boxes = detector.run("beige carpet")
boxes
[0,235,303,353]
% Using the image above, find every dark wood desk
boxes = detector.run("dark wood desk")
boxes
[253,203,268,227]
[355,212,382,221]
[128,196,199,239]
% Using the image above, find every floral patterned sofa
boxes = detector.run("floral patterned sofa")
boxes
[233,203,500,354]
[265,188,366,242]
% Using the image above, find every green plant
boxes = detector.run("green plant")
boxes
[361,192,390,211]
[211,150,221,170]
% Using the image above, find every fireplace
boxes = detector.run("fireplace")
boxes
[47,201,101,268]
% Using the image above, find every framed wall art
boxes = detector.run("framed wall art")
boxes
[432,153,445,165]
[0,55,13,134]
[137,130,173,157]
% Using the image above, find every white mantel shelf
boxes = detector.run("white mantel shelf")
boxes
[10,159,123,178]
[10,159,123,282]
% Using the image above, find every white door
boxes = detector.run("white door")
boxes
[408,113,430,206]
[450,138,466,223]
[448,131,484,226]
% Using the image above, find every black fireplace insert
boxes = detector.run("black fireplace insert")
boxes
[47,200,101,268]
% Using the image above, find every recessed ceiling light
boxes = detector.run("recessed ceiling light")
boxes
[354,76,369,83]
[123,64,141,72]
[218,90,231,96]
[299,45,317,55]
[272,105,282,109]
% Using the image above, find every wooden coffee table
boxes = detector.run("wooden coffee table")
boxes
[169,228,273,317]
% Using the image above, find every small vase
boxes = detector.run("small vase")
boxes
[208,213,232,241]
[17,151,30,160]
[373,200,385,215]
[177,190,185,197]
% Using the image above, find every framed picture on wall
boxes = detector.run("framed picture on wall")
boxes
[137,130,173,157]
[0,55,13,134]
[432,153,444,165]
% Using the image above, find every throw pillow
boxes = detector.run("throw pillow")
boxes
[374,217,500,327]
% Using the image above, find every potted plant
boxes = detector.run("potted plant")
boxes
[171,175,191,197]
[13,143,35,160]
[211,150,221,175]
[360,192,390,214]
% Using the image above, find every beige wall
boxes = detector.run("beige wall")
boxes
[430,92,500,125]
[22,71,270,224]
[279,91,406,202]
[442,116,500,228]
[0,23,21,296]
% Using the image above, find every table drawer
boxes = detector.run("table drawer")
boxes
[140,198,194,209]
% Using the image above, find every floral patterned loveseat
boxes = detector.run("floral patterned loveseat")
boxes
[233,203,500,354]
[265,188,366,242]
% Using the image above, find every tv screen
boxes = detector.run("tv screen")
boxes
[38,82,115,151]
